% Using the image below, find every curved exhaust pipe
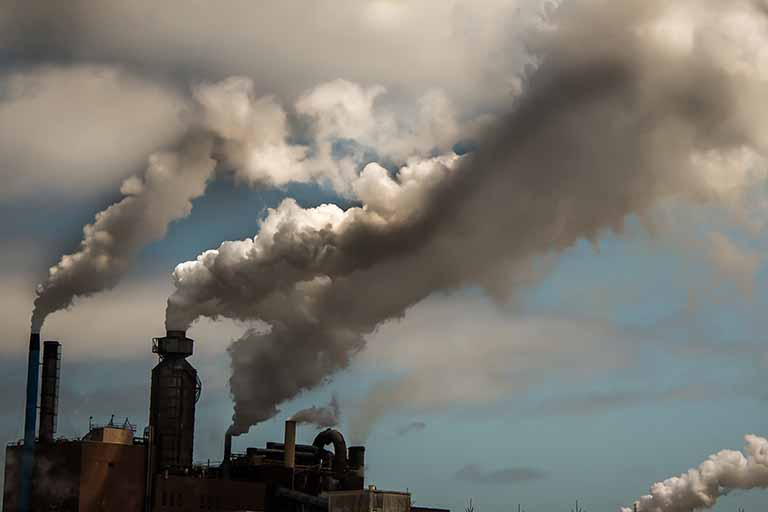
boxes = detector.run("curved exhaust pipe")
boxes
[312,428,348,477]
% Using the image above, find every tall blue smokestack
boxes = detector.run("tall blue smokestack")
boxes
[19,332,41,512]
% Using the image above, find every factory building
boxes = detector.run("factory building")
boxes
[3,331,447,512]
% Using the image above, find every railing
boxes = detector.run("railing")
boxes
[88,415,137,433]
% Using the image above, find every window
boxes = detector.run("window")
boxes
[162,491,167,507]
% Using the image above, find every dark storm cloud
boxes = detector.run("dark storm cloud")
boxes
[165,0,768,436]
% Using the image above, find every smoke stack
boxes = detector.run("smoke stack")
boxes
[284,420,296,469]
[149,329,198,469]
[224,429,232,463]
[19,332,41,512]
[39,341,61,443]
[349,446,365,470]
[348,446,366,489]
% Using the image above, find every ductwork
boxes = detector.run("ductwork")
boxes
[312,428,347,477]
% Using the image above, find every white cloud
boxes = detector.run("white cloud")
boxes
[2,0,540,113]
[0,266,249,364]
[0,65,187,199]
[348,294,628,441]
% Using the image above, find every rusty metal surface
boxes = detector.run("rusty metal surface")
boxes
[79,442,146,512]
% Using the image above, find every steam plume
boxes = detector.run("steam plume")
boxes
[622,434,768,512]
[288,395,340,429]
[167,0,768,436]
[31,76,462,330]
[31,135,216,331]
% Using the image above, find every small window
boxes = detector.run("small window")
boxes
[162,491,167,506]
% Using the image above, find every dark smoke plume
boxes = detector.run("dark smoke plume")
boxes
[29,75,456,332]
[288,394,340,429]
[166,0,768,436]
[32,136,216,332]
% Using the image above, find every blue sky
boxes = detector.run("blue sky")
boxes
[4,180,766,511]
[1,2,768,511]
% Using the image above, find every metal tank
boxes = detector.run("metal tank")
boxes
[148,330,200,470]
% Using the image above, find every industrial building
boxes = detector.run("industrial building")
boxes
[3,330,448,512]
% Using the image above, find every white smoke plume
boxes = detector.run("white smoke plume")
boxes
[162,0,768,436]
[31,75,454,331]
[31,135,216,332]
[622,434,768,512]
[288,395,340,429]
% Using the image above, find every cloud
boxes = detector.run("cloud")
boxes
[0,65,187,199]
[163,0,768,439]
[525,384,746,418]
[704,231,761,296]
[0,266,250,361]
[0,0,539,111]
[395,421,427,437]
[348,295,628,441]
[455,464,549,484]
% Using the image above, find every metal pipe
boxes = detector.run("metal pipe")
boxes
[312,428,348,477]
[284,420,296,469]
[19,332,41,512]
[267,442,319,454]
[38,341,61,443]
[144,425,154,512]
[274,487,329,510]
[347,445,366,489]
[224,429,233,463]
[348,446,365,470]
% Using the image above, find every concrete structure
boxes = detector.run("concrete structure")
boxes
[327,488,411,512]
[3,330,448,512]
[4,436,147,512]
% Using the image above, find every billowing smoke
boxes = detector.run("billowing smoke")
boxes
[31,76,461,331]
[622,434,768,512]
[288,395,340,429]
[166,0,768,436]
[31,135,216,332]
